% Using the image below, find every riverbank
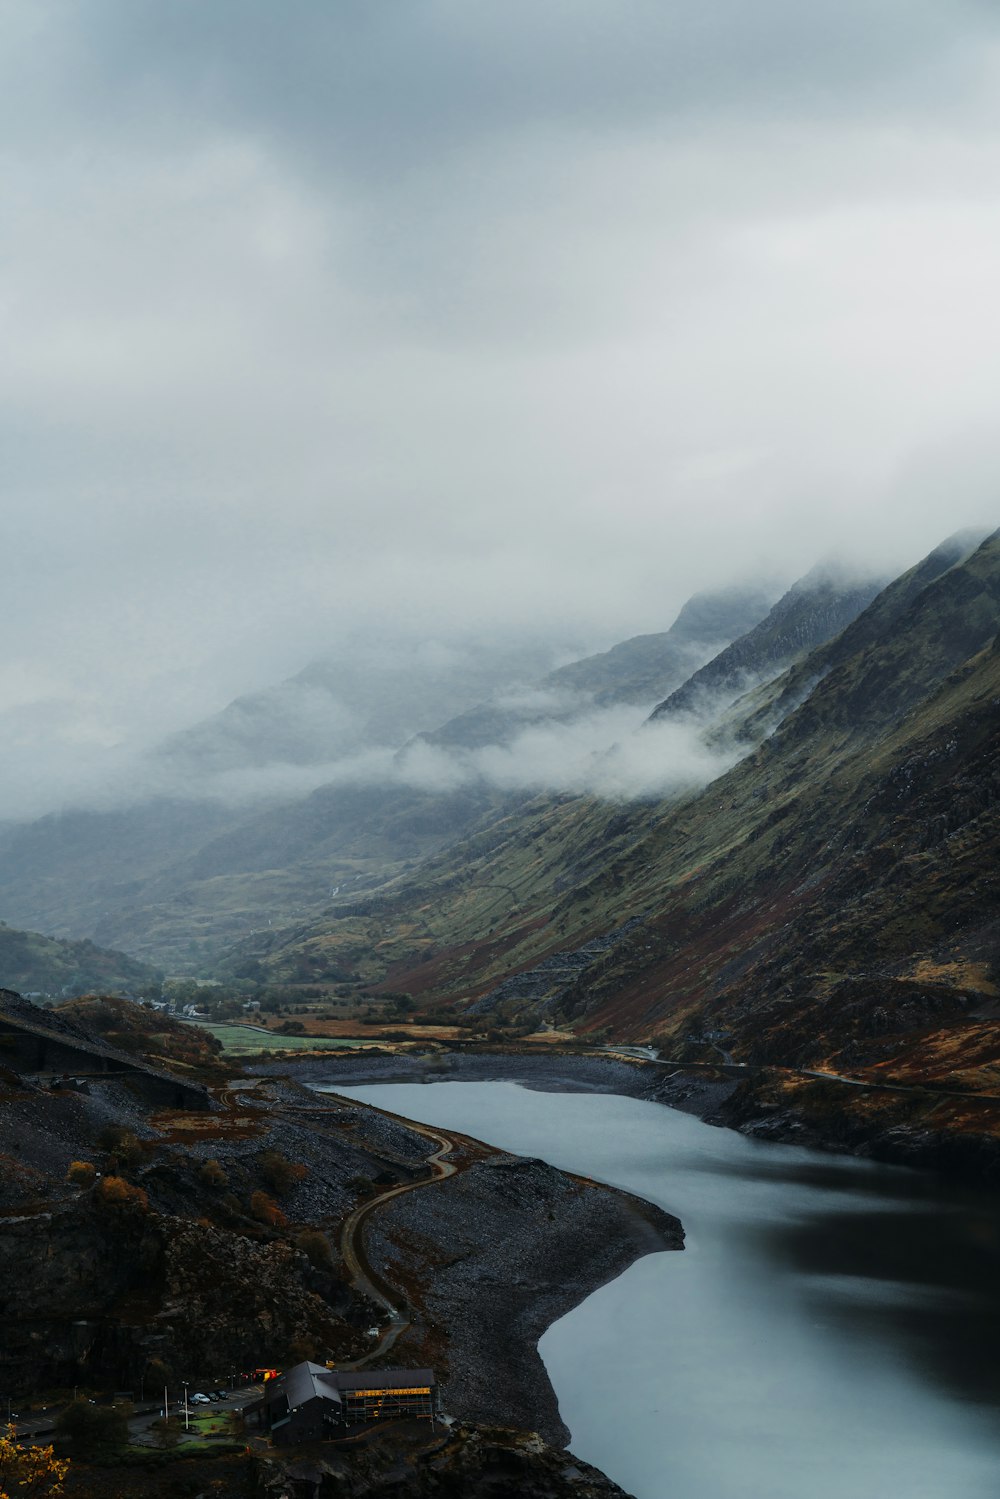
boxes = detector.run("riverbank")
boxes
[243,1057,683,1445]
[271,1048,1000,1185]
[362,1146,680,1446]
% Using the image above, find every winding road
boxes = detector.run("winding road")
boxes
[271,1096,464,1368]
[337,1118,457,1318]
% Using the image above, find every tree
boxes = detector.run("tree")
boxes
[145,1356,172,1391]
[249,1190,287,1227]
[296,1229,334,1270]
[53,1401,128,1459]
[95,1176,148,1212]
[259,1150,307,1196]
[0,1425,69,1499]
[96,1127,143,1170]
[199,1158,228,1189]
[150,1416,182,1450]
[65,1161,96,1187]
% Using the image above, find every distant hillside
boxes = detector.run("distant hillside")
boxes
[0,923,160,997]
[416,584,777,751]
[0,582,776,971]
[154,636,561,775]
[225,531,1000,1167]
[548,585,780,703]
[0,637,561,970]
[648,562,889,723]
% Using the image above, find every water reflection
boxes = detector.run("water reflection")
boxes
[751,1206,1000,1409]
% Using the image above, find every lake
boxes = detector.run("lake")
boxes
[334,1079,1000,1499]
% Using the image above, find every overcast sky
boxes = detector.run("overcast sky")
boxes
[3,0,1000,806]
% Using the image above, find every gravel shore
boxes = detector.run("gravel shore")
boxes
[367,1152,682,1446]
[258,1050,686,1446]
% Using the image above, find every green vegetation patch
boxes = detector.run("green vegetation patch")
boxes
[190,1022,378,1054]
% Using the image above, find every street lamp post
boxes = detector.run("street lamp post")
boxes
[183,1383,190,1432]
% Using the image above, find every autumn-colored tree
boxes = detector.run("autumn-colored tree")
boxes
[0,1425,69,1499]
[94,1176,148,1211]
[199,1158,228,1189]
[64,1161,96,1187]
[249,1190,287,1227]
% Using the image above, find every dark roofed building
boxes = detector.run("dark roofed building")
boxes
[250,1361,438,1445]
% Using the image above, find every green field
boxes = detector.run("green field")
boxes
[190,1022,378,1055]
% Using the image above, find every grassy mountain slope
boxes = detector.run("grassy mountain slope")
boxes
[0,587,771,971]
[230,533,1000,1118]
[221,561,892,991]
[0,922,160,996]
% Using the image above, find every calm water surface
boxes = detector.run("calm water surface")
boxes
[335,1080,1000,1499]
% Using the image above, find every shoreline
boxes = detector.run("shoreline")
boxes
[260,1047,1000,1186]
[269,1060,683,1447]
[365,1148,680,1446]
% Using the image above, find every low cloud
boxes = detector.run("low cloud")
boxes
[395,703,738,801]
[170,697,742,809]
[0,691,741,826]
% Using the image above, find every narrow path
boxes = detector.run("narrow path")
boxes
[269,1095,463,1368]
[337,1118,457,1318]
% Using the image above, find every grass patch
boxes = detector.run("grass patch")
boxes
[186,1022,379,1054]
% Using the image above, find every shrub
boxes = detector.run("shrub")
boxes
[249,1190,287,1228]
[259,1150,307,1196]
[54,1400,128,1459]
[96,1127,143,1169]
[296,1229,334,1270]
[95,1176,149,1212]
[199,1158,228,1189]
[150,1415,182,1449]
[65,1161,96,1187]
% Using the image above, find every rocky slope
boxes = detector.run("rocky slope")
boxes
[0,992,681,1499]
[253,1424,635,1498]
[366,1153,679,1445]
[648,560,888,724]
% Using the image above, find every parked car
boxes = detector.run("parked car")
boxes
[191,1393,211,1405]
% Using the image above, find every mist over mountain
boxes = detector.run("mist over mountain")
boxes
[0,551,904,972]
[418,584,778,753]
[649,561,890,725]
[8,8,1000,1486]
[152,636,564,783]
[230,532,1000,1091]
